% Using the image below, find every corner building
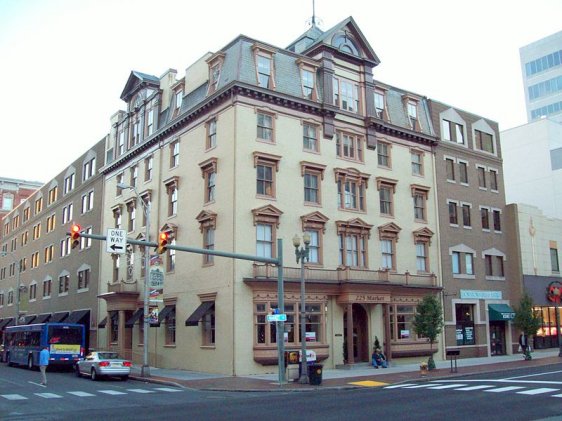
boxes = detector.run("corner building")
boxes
[98,17,446,375]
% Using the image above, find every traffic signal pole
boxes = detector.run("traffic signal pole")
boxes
[72,231,286,384]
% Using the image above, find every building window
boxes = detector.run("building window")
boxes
[257,112,274,142]
[165,179,179,217]
[146,108,154,136]
[80,227,92,250]
[448,201,458,225]
[127,200,136,232]
[451,250,474,275]
[337,219,372,268]
[389,304,423,341]
[48,186,58,205]
[46,214,56,233]
[83,157,96,181]
[411,150,424,176]
[35,197,43,215]
[475,130,495,154]
[336,169,369,212]
[141,194,150,227]
[203,228,215,265]
[442,119,465,144]
[416,242,428,272]
[256,54,273,88]
[7,290,13,305]
[116,173,124,196]
[301,162,326,205]
[170,141,180,168]
[167,239,176,272]
[29,283,37,301]
[445,158,455,181]
[380,239,394,270]
[31,252,39,268]
[33,223,41,240]
[175,90,183,114]
[81,190,94,213]
[145,156,153,181]
[23,207,30,222]
[78,268,90,290]
[199,158,218,204]
[335,132,363,162]
[44,245,54,264]
[130,166,138,188]
[58,274,70,294]
[377,177,397,216]
[2,194,14,211]
[207,118,217,149]
[254,152,280,199]
[118,130,125,156]
[485,255,505,277]
[202,305,216,346]
[407,101,418,130]
[459,161,468,184]
[481,207,490,230]
[333,77,359,113]
[411,185,430,222]
[43,279,52,298]
[165,307,176,345]
[489,169,498,191]
[377,142,391,167]
[477,166,486,189]
[462,204,471,228]
[256,224,273,258]
[303,123,318,152]
[551,247,560,272]
[493,209,501,232]
[300,211,328,266]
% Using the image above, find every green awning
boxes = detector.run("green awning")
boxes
[488,304,515,321]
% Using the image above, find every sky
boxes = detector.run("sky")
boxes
[1,0,561,183]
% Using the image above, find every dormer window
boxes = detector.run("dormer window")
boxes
[302,69,314,99]
[207,52,225,96]
[252,44,276,90]
[175,91,183,111]
[374,90,387,120]
[407,101,418,130]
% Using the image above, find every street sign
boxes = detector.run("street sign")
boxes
[266,314,287,322]
[106,229,127,254]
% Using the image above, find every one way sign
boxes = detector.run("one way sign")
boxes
[106,229,127,254]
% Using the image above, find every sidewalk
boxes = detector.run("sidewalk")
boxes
[129,349,562,392]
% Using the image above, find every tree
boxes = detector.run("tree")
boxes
[513,293,542,360]
[413,294,444,370]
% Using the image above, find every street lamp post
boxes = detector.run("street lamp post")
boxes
[293,233,310,384]
[1,251,22,326]
[118,183,151,377]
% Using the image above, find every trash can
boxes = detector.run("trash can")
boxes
[308,363,323,385]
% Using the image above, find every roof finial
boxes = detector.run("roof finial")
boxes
[312,0,317,26]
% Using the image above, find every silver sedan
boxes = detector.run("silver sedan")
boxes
[75,351,132,381]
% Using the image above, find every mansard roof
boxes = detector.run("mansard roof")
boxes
[120,70,160,102]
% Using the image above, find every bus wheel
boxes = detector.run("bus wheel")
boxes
[27,356,34,370]
[6,354,13,367]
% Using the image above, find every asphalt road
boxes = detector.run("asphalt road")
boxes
[1,362,561,420]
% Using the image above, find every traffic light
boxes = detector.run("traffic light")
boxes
[156,232,169,254]
[70,223,82,249]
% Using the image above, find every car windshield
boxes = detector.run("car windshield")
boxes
[98,352,120,359]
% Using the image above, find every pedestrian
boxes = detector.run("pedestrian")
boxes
[39,346,50,385]
[371,348,388,369]
[519,333,531,360]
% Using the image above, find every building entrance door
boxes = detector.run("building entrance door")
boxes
[343,304,369,363]
[490,321,506,356]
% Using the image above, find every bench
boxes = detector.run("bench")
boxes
[446,349,460,373]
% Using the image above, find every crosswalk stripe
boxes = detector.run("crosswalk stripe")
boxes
[455,385,495,391]
[99,390,127,395]
[428,384,466,389]
[154,387,182,392]
[552,394,562,398]
[35,393,63,399]
[1,394,27,400]
[402,384,443,389]
[485,386,526,393]
[127,389,155,394]
[384,384,417,389]
[517,388,559,395]
[67,391,96,397]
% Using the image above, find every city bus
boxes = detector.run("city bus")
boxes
[3,323,85,369]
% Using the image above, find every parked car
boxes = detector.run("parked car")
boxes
[75,351,131,381]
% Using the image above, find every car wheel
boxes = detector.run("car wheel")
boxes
[91,368,98,381]
[75,365,81,378]
[27,356,34,370]
[120,375,129,381]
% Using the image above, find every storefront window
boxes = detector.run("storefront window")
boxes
[456,304,475,345]
[389,305,417,341]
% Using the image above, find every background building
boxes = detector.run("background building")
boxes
[520,30,562,124]
[0,177,43,220]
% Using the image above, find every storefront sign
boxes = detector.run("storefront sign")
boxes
[460,290,502,300]
[546,281,562,304]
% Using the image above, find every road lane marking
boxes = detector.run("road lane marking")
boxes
[485,386,526,393]
[384,384,417,389]
[154,387,183,392]
[402,384,443,388]
[505,370,562,380]
[35,393,63,399]
[349,380,388,387]
[553,394,562,398]
[99,390,127,395]
[67,391,96,397]
[428,384,466,389]
[455,385,495,391]
[28,381,45,387]
[127,389,155,394]
[517,388,559,395]
[1,394,27,400]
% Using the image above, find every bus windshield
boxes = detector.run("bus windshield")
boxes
[48,326,82,345]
